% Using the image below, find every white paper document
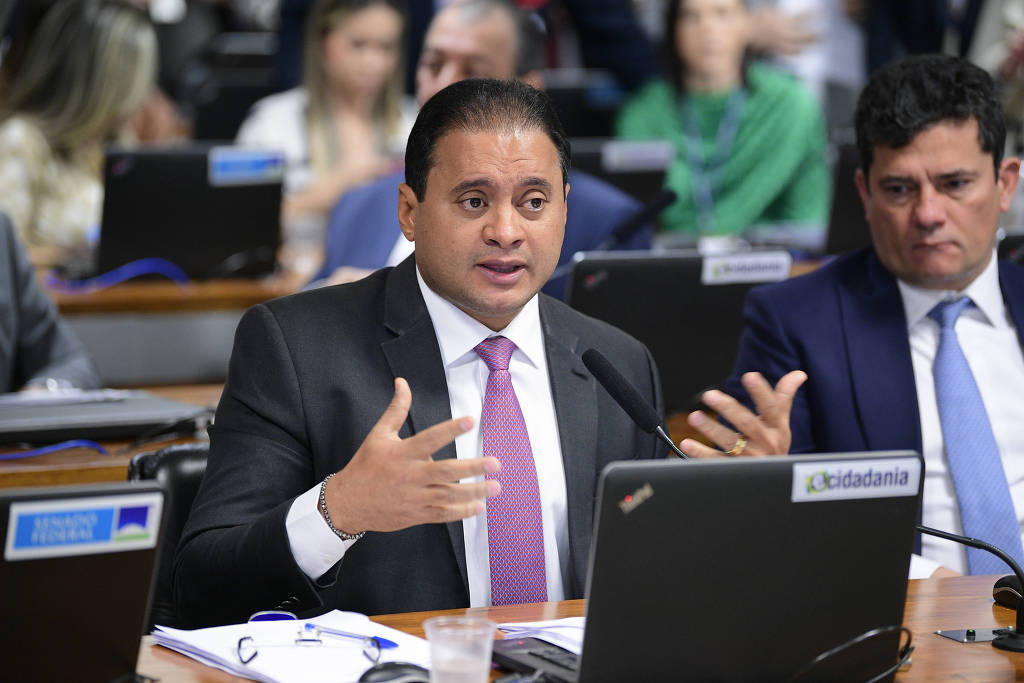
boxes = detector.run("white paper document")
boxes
[499,617,585,655]
[151,610,430,683]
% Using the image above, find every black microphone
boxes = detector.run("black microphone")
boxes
[916,524,1024,652]
[581,348,688,459]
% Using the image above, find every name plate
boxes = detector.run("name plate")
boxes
[209,147,285,186]
[701,252,792,285]
[792,457,921,502]
[5,492,163,561]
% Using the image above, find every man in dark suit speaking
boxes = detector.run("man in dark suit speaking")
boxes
[681,55,1024,578]
[174,79,663,627]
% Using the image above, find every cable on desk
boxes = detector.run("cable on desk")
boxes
[0,439,109,461]
[116,408,215,455]
[45,257,190,292]
[785,624,913,683]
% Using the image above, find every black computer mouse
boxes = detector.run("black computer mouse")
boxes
[993,574,1022,609]
[358,661,430,683]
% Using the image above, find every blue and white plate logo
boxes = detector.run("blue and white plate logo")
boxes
[209,146,285,186]
[792,457,920,503]
[5,492,163,561]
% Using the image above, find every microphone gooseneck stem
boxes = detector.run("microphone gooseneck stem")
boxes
[654,425,688,460]
[917,524,1024,649]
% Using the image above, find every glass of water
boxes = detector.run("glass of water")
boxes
[422,616,497,683]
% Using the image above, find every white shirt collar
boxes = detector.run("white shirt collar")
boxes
[415,266,544,369]
[898,249,1006,330]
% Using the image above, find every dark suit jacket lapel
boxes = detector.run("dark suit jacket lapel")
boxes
[999,260,1024,349]
[379,257,469,595]
[539,296,599,597]
[838,251,922,453]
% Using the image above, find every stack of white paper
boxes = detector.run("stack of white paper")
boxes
[152,610,430,683]
[498,617,585,655]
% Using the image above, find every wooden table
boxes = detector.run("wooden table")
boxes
[136,575,1024,681]
[0,384,221,489]
[51,278,298,315]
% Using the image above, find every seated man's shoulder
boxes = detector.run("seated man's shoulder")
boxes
[338,170,404,208]
[566,169,640,214]
[1000,256,1024,279]
[748,247,878,311]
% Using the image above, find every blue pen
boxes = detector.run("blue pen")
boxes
[305,622,400,649]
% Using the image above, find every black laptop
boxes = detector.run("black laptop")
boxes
[569,137,674,203]
[494,451,923,682]
[0,389,207,444]
[96,144,283,279]
[566,250,791,415]
[1,482,166,682]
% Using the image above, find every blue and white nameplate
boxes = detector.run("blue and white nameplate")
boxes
[5,492,163,561]
[209,146,285,186]
[792,457,921,503]
[701,252,792,285]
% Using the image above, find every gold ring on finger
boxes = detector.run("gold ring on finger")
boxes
[726,437,747,456]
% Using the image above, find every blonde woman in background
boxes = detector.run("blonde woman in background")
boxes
[236,0,414,276]
[0,0,157,272]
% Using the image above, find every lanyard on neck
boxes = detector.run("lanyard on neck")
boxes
[680,89,747,234]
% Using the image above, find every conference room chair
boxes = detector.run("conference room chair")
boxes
[128,442,209,630]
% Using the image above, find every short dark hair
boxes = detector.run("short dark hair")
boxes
[405,78,570,201]
[855,54,1005,180]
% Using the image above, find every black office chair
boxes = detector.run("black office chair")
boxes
[128,442,209,630]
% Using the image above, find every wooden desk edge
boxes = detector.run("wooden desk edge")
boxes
[136,577,1024,682]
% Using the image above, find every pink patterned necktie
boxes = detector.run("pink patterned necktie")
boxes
[474,336,547,605]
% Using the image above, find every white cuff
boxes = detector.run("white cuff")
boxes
[909,553,943,579]
[285,483,359,581]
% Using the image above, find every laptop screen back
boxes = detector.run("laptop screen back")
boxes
[0,482,165,681]
[98,145,283,279]
[578,452,921,682]
[566,250,791,414]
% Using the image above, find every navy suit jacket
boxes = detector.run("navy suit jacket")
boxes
[727,247,1024,455]
[175,255,664,627]
[313,168,652,300]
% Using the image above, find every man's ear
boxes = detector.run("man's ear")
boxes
[397,183,419,242]
[562,182,569,226]
[997,157,1022,213]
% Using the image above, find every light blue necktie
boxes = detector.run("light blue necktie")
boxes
[930,297,1024,574]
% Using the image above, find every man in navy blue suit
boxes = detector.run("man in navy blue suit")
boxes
[312,0,651,300]
[681,54,1024,577]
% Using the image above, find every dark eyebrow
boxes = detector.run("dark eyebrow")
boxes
[451,179,497,194]
[519,177,552,192]
[935,169,979,181]
[877,174,916,185]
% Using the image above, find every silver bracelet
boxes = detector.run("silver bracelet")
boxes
[319,473,365,541]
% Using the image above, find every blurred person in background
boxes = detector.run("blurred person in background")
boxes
[0,0,157,273]
[0,212,100,394]
[236,0,416,277]
[616,0,830,244]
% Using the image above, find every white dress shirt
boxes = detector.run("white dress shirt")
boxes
[286,267,569,606]
[900,251,1024,576]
